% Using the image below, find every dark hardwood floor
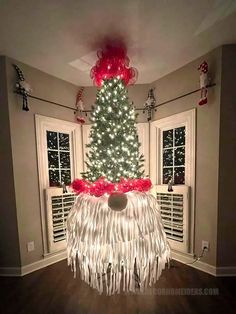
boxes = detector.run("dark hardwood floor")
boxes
[0,259,235,314]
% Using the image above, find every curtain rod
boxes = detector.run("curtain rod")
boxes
[14,83,216,113]
[14,91,77,112]
[153,83,216,109]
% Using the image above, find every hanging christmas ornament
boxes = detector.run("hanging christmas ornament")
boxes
[198,61,209,106]
[75,87,85,124]
[13,64,32,111]
[144,88,156,121]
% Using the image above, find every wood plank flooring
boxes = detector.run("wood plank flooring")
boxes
[0,260,235,314]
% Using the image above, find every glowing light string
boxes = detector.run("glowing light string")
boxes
[67,192,170,294]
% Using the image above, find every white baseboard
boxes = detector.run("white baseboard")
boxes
[21,250,67,276]
[171,250,236,276]
[0,250,67,277]
[1,250,236,277]
[188,259,217,276]
[171,250,217,276]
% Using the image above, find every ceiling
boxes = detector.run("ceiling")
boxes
[0,0,236,86]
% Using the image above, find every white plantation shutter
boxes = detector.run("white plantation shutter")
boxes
[46,188,76,253]
[154,185,190,253]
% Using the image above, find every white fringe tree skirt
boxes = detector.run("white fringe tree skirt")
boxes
[66,191,170,295]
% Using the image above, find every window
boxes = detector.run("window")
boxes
[35,115,83,255]
[162,126,185,184]
[150,109,195,253]
[47,131,72,186]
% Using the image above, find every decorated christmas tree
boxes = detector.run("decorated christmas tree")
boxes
[72,46,151,197]
[67,45,170,295]
[83,78,144,182]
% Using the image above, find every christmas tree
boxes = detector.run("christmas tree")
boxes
[72,46,151,196]
[83,78,144,183]
[67,46,170,294]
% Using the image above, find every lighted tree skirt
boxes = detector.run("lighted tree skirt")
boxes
[66,191,170,295]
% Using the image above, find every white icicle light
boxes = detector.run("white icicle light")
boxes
[66,191,170,295]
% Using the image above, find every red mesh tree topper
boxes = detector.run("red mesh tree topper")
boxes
[90,45,138,87]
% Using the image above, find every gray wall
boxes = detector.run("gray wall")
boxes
[217,45,236,267]
[83,57,223,267]
[0,56,21,268]
[1,57,150,267]
[5,57,79,266]
[1,45,235,270]
[151,47,222,266]
[79,47,225,266]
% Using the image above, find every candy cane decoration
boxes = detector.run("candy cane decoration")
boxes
[75,87,85,124]
[198,61,209,106]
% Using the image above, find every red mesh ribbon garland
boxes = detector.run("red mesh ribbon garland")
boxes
[89,177,115,197]
[71,177,152,196]
[71,179,91,194]
[90,45,138,87]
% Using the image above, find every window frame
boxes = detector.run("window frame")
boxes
[136,122,150,176]
[35,115,83,255]
[150,109,196,253]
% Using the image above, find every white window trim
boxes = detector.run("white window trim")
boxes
[35,115,83,255]
[150,109,196,253]
[82,124,92,172]
[136,122,150,176]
